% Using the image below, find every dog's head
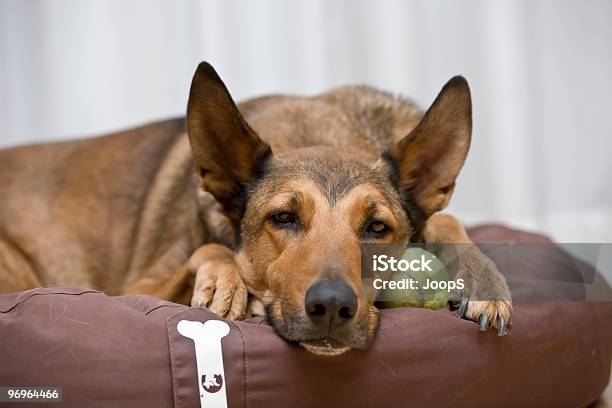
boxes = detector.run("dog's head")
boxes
[187,62,471,356]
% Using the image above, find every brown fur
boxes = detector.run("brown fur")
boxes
[0,62,511,355]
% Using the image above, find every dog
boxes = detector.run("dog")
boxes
[0,62,511,356]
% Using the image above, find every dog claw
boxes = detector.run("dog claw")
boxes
[453,293,511,335]
[479,314,489,331]
[456,294,468,318]
[497,317,507,336]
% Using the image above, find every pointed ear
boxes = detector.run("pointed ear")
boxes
[187,62,272,224]
[389,76,472,218]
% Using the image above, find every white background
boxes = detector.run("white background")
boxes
[1,0,611,242]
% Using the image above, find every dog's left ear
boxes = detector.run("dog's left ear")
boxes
[187,62,272,226]
[389,76,472,218]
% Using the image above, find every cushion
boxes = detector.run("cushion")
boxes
[0,225,610,407]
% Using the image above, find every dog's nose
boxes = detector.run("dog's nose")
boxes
[305,279,357,329]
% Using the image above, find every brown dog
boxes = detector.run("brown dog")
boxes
[0,62,511,356]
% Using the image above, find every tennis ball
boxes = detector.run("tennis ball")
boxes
[379,248,450,310]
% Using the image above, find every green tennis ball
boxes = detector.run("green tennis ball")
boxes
[379,248,450,310]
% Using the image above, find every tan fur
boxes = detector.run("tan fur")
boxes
[424,214,513,330]
[0,62,511,353]
[190,244,248,320]
[0,119,203,295]
[464,300,513,331]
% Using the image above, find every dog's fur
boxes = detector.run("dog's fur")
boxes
[0,62,511,355]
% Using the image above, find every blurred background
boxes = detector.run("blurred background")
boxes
[0,0,611,242]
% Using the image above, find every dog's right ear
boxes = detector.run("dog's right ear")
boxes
[187,62,272,225]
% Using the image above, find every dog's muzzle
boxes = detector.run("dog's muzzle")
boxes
[300,279,357,356]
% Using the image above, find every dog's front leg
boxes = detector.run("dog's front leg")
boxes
[189,244,249,320]
[124,244,248,320]
[423,214,512,335]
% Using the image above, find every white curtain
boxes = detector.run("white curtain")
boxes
[1,0,611,242]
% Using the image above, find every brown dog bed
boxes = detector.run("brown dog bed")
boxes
[1,225,611,407]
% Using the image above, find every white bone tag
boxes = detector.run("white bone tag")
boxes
[177,320,230,408]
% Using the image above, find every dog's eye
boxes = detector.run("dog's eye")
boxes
[270,211,297,226]
[365,221,391,237]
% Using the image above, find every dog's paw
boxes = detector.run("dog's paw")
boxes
[191,260,248,320]
[456,296,512,336]
[452,252,513,336]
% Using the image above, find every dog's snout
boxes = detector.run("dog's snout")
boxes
[305,279,357,329]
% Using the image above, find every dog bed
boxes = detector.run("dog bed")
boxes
[0,225,610,408]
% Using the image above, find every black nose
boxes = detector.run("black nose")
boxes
[305,279,357,330]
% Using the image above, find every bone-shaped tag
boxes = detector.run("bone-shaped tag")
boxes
[177,320,230,408]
